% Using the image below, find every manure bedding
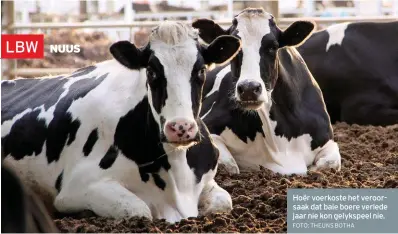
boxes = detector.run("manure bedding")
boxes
[54,123,398,233]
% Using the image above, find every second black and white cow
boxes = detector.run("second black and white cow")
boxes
[298,21,398,126]
[2,22,241,222]
[193,8,341,175]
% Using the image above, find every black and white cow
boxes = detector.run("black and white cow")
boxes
[298,21,398,126]
[193,8,341,175]
[1,22,241,222]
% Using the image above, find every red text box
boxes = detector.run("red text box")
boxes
[1,34,44,59]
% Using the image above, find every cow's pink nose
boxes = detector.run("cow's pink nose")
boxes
[164,118,198,143]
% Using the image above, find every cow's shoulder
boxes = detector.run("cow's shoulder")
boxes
[186,119,218,183]
[271,47,332,150]
[107,96,171,189]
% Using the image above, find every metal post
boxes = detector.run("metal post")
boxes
[79,0,88,21]
[4,1,16,80]
[394,0,398,16]
[269,0,280,19]
[303,0,314,17]
[227,0,233,19]
[124,0,133,41]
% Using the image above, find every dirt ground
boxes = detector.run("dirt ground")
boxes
[53,122,398,233]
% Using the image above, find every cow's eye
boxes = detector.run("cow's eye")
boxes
[198,68,206,77]
[268,47,276,54]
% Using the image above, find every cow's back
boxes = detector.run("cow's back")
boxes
[1,65,109,194]
[298,21,398,124]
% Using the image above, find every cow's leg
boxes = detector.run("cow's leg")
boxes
[211,134,240,174]
[198,179,232,215]
[309,140,341,171]
[54,180,152,220]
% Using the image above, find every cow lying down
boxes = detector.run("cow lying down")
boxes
[194,8,342,175]
[1,22,242,223]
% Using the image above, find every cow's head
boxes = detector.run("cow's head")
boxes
[193,8,314,110]
[110,22,241,147]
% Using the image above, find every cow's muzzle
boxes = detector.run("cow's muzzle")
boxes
[162,118,200,147]
[236,80,264,110]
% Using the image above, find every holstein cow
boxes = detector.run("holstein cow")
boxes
[298,21,398,126]
[1,22,241,223]
[193,8,341,175]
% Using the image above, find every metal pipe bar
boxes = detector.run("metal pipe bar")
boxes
[10,16,397,30]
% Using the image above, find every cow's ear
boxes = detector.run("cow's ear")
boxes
[202,35,241,65]
[278,21,315,48]
[110,41,151,69]
[192,19,229,44]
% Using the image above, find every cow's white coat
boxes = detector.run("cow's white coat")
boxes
[326,22,349,52]
[2,23,232,223]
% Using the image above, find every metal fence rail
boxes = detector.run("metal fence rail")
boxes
[3,1,398,79]
[6,15,398,78]
[9,15,398,30]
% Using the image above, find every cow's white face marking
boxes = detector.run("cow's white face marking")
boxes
[149,39,199,140]
[144,23,206,146]
[326,22,349,52]
[232,11,276,110]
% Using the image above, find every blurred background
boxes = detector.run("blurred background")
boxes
[1,0,398,79]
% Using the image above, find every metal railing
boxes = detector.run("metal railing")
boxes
[2,0,398,79]
[5,15,398,78]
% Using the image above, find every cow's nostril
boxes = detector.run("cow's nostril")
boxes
[188,123,195,131]
[237,85,244,94]
[167,122,176,132]
[254,85,262,94]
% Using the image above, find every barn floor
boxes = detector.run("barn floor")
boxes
[54,123,398,233]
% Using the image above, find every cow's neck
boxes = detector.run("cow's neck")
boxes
[252,48,308,165]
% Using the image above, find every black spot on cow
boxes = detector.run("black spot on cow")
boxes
[1,76,67,124]
[99,145,118,169]
[55,171,63,192]
[190,52,206,118]
[186,119,218,183]
[147,57,168,114]
[152,173,166,190]
[2,109,47,160]
[46,73,108,163]
[111,97,171,190]
[1,69,108,163]
[83,129,99,156]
